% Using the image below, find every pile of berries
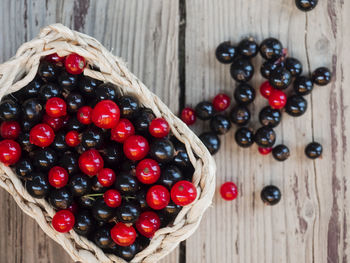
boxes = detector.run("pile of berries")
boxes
[181,37,331,206]
[0,53,197,261]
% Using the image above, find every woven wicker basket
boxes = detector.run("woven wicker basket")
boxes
[0,24,216,263]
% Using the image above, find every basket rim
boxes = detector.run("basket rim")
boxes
[0,23,216,263]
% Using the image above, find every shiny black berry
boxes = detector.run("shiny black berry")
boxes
[158,164,183,189]
[235,127,254,148]
[18,77,42,99]
[51,131,69,153]
[161,201,182,221]
[254,127,276,148]
[101,142,123,168]
[259,106,281,128]
[66,93,84,113]
[260,60,279,79]
[133,108,155,135]
[94,226,113,249]
[312,67,331,86]
[14,158,33,179]
[26,172,50,198]
[295,0,318,11]
[64,116,85,132]
[58,71,79,91]
[285,57,303,76]
[117,95,140,119]
[79,76,102,98]
[195,101,214,120]
[0,100,20,121]
[117,243,137,261]
[49,187,73,210]
[230,57,254,83]
[38,61,60,82]
[91,176,107,193]
[39,83,62,100]
[116,201,140,223]
[305,142,322,159]
[81,128,104,149]
[215,41,236,64]
[21,119,35,132]
[32,148,57,171]
[261,185,281,205]
[293,76,313,96]
[149,138,175,163]
[272,144,290,161]
[269,67,292,90]
[59,151,79,175]
[172,141,191,169]
[234,83,255,104]
[78,195,94,208]
[74,210,95,236]
[22,98,44,122]
[92,198,114,222]
[95,83,119,101]
[136,190,149,211]
[229,105,250,126]
[199,132,220,155]
[285,95,307,117]
[210,115,231,135]
[115,172,140,195]
[69,173,92,196]
[17,133,36,152]
[259,38,283,61]
[238,38,258,58]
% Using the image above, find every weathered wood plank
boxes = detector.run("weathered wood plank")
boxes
[0,0,179,262]
[184,0,349,263]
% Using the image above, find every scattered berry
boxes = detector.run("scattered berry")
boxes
[260,81,273,99]
[312,67,331,86]
[212,94,231,112]
[215,41,236,64]
[229,105,250,126]
[199,132,221,155]
[285,95,307,117]
[305,142,323,159]
[234,83,255,104]
[181,107,196,125]
[235,127,254,148]
[254,126,276,148]
[259,38,283,61]
[272,144,290,161]
[195,101,215,120]
[220,182,238,201]
[295,0,318,12]
[230,57,254,83]
[258,147,272,155]
[261,185,281,206]
[268,89,287,109]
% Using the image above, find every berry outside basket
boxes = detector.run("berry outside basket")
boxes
[0,24,216,263]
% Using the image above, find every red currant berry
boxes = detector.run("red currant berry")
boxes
[135,211,161,238]
[42,114,64,131]
[220,182,238,201]
[123,135,149,161]
[45,53,65,63]
[136,158,160,184]
[181,107,196,125]
[212,93,231,111]
[78,149,104,176]
[110,222,136,247]
[111,118,135,143]
[67,202,78,214]
[103,189,122,208]
[269,89,287,109]
[29,124,55,147]
[48,166,69,188]
[64,53,86,75]
[52,210,75,233]
[260,81,273,99]
[149,118,170,138]
[77,106,93,125]
[0,121,21,139]
[92,100,120,129]
[65,131,81,147]
[0,139,21,165]
[171,180,197,206]
[97,168,116,187]
[45,97,67,118]
[258,147,272,155]
[146,185,170,210]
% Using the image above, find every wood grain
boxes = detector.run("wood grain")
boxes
[184,0,350,263]
[0,0,179,262]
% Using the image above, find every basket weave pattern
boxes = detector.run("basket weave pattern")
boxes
[0,24,216,263]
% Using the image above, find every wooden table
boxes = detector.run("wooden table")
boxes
[0,0,349,262]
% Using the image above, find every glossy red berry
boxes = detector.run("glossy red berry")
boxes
[212,93,231,111]
[77,106,93,125]
[149,118,170,138]
[220,182,238,201]
[258,147,272,155]
[135,211,161,238]
[92,100,120,129]
[48,166,69,188]
[171,180,197,206]
[78,149,104,176]
[98,168,116,187]
[29,124,55,147]
[103,189,122,208]
[111,118,135,143]
[45,97,67,118]
[123,135,149,161]
[45,53,65,63]
[146,185,170,210]
[136,158,161,184]
[64,53,85,75]
[181,107,196,125]
[52,210,75,233]
[0,139,21,165]
[110,222,136,247]
[65,131,81,147]
[42,114,65,131]
[268,89,287,109]
[260,81,273,99]
[0,121,21,139]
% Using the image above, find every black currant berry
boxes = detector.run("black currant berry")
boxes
[64,116,85,132]
[237,38,258,58]
[305,142,322,159]
[69,174,92,196]
[91,176,107,193]
[285,95,307,117]
[195,101,215,120]
[22,98,44,122]
[94,226,113,249]
[312,67,331,86]
[58,71,79,91]
[59,151,79,175]
[81,128,104,149]
[17,133,36,152]
[115,172,140,195]
[101,142,123,168]
[261,185,281,205]
[260,60,279,79]
[295,0,318,12]
[210,115,231,135]
[79,76,102,98]
[272,144,290,161]
[199,132,220,155]
[230,57,254,83]
[215,41,236,64]
[74,210,95,236]
[259,106,281,128]
[254,126,276,148]
[49,187,73,210]
[293,76,313,96]
[21,119,35,132]
[173,141,191,169]
[92,198,114,222]
[149,138,175,163]
[78,195,94,208]
[95,83,120,101]
[161,201,182,221]
[229,105,250,126]
[39,83,62,100]
[116,201,141,224]
[51,131,69,153]
[234,83,255,104]
[285,57,303,77]
[0,100,20,121]
[25,172,50,198]
[259,38,283,61]
[117,95,140,119]
[269,67,292,90]
[158,164,183,189]
[235,127,254,148]
[117,243,137,261]
[38,61,60,82]
[136,190,149,211]
[133,108,155,135]
[18,77,42,99]
[66,93,84,113]
[32,148,57,171]
[14,158,33,179]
